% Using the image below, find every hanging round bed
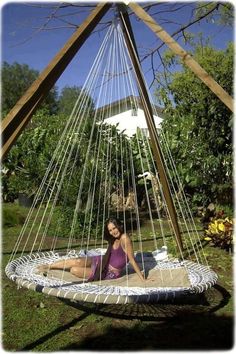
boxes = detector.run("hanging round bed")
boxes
[5,248,217,304]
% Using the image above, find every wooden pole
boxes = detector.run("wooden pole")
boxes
[128,2,233,112]
[1,2,112,160]
[118,5,184,253]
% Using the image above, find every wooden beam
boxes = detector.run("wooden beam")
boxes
[118,5,184,253]
[1,2,112,160]
[128,2,233,112]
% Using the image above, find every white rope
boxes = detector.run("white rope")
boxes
[139,130,165,248]
[10,24,115,261]
[141,131,177,250]
[159,129,208,266]
[8,20,213,302]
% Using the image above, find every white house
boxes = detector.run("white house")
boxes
[97,95,163,138]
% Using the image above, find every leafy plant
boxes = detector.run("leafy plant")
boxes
[157,42,233,207]
[2,61,58,116]
[3,108,66,201]
[204,216,233,252]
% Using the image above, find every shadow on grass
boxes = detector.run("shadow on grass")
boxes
[19,283,232,351]
[61,283,231,320]
[61,313,234,351]
[63,284,233,351]
[20,312,90,351]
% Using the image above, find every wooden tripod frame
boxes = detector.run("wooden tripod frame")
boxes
[117,4,184,251]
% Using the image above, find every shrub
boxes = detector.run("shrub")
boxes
[204,216,233,252]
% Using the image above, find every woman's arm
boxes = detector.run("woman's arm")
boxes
[121,234,145,281]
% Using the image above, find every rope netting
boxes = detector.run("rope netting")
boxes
[5,21,217,303]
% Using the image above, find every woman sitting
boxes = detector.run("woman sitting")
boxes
[38,218,145,282]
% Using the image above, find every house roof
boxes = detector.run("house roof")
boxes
[96,95,164,119]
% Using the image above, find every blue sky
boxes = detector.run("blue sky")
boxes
[1,1,234,95]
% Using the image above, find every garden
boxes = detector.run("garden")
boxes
[2,2,234,351]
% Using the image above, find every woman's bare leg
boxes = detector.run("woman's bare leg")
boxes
[70,266,92,279]
[50,257,92,269]
[37,257,92,272]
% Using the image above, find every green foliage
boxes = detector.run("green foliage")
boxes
[1,61,58,116]
[58,86,93,117]
[2,82,136,237]
[218,3,234,26]
[162,50,179,67]
[130,128,154,175]
[2,62,37,115]
[157,42,233,207]
[204,215,233,252]
[50,206,103,239]
[215,204,233,218]
[51,119,144,238]
[195,2,234,26]
[3,108,65,201]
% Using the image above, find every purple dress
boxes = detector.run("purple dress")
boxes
[88,244,127,281]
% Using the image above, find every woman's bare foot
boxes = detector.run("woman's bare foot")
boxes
[36,264,51,274]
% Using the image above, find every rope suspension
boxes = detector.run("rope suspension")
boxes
[5,20,217,304]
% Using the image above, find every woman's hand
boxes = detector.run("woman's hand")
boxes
[145,277,155,283]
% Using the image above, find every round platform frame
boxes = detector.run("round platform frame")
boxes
[5,250,218,304]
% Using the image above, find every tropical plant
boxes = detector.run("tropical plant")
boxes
[204,216,233,252]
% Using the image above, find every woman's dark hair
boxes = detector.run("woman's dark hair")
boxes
[91,218,124,282]
[104,218,124,243]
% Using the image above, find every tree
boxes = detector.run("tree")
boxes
[2,107,65,202]
[1,61,58,116]
[3,83,95,202]
[157,42,233,207]
[58,86,84,117]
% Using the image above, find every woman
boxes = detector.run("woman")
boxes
[38,218,145,282]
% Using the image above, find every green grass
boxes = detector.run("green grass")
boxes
[2,203,234,351]
[2,203,28,227]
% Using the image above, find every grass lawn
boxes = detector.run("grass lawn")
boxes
[2,203,234,351]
